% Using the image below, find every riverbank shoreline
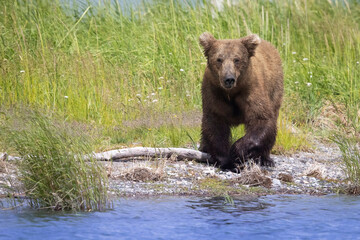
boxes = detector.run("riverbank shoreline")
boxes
[0,140,352,200]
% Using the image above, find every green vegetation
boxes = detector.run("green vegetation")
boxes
[334,135,360,189]
[197,177,267,196]
[198,177,235,195]
[0,0,359,193]
[0,112,109,210]
[7,0,359,151]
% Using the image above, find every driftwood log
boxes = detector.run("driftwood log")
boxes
[1,148,212,163]
[92,147,211,163]
[0,152,21,161]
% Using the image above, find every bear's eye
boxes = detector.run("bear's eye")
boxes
[216,58,223,63]
[234,58,240,64]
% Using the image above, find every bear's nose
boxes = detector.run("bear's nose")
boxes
[224,78,235,88]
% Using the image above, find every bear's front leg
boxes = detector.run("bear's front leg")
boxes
[199,113,235,169]
[229,119,277,167]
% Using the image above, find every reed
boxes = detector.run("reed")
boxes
[1,112,109,211]
[333,135,360,188]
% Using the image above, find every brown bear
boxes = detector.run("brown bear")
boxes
[199,32,283,171]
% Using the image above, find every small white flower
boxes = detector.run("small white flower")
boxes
[136,94,141,97]
[283,43,286,46]
[292,52,296,54]
[152,99,158,103]
[306,82,312,86]
[146,95,150,98]
[294,81,299,84]
[303,58,309,61]
[357,61,359,64]
[159,77,164,79]
[310,75,313,78]
[158,87,163,90]
[169,53,172,55]
[144,99,147,102]
[64,96,69,99]
[186,94,190,97]
[293,60,296,63]
[180,69,184,72]
[173,94,176,97]
[20,70,25,73]
[151,93,156,96]
[308,71,312,74]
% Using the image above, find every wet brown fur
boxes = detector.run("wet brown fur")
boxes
[199,32,283,171]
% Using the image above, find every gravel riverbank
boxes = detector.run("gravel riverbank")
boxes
[0,140,350,199]
[102,140,347,198]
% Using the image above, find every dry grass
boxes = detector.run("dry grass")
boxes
[314,101,359,137]
[123,167,163,182]
[107,159,166,182]
[0,154,9,173]
[278,173,294,183]
[346,185,360,195]
[314,101,348,130]
[234,162,272,188]
[304,164,326,179]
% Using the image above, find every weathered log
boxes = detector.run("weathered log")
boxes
[0,152,21,161]
[92,147,211,163]
[2,148,212,163]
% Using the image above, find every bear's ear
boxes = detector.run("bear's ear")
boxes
[241,34,261,57]
[199,32,216,57]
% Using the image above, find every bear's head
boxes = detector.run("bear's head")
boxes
[199,32,261,90]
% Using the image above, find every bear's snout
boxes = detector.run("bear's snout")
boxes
[224,77,235,89]
[220,60,237,89]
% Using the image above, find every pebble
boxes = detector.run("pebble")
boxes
[272,179,282,188]
[0,141,350,198]
[204,168,215,175]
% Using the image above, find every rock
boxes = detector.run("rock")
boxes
[272,179,282,188]
[204,167,215,175]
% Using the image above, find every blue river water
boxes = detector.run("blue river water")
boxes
[1,195,360,240]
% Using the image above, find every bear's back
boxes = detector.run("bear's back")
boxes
[250,40,284,113]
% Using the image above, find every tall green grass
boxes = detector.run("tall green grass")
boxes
[333,134,360,190]
[0,112,109,211]
[0,0,359,150]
